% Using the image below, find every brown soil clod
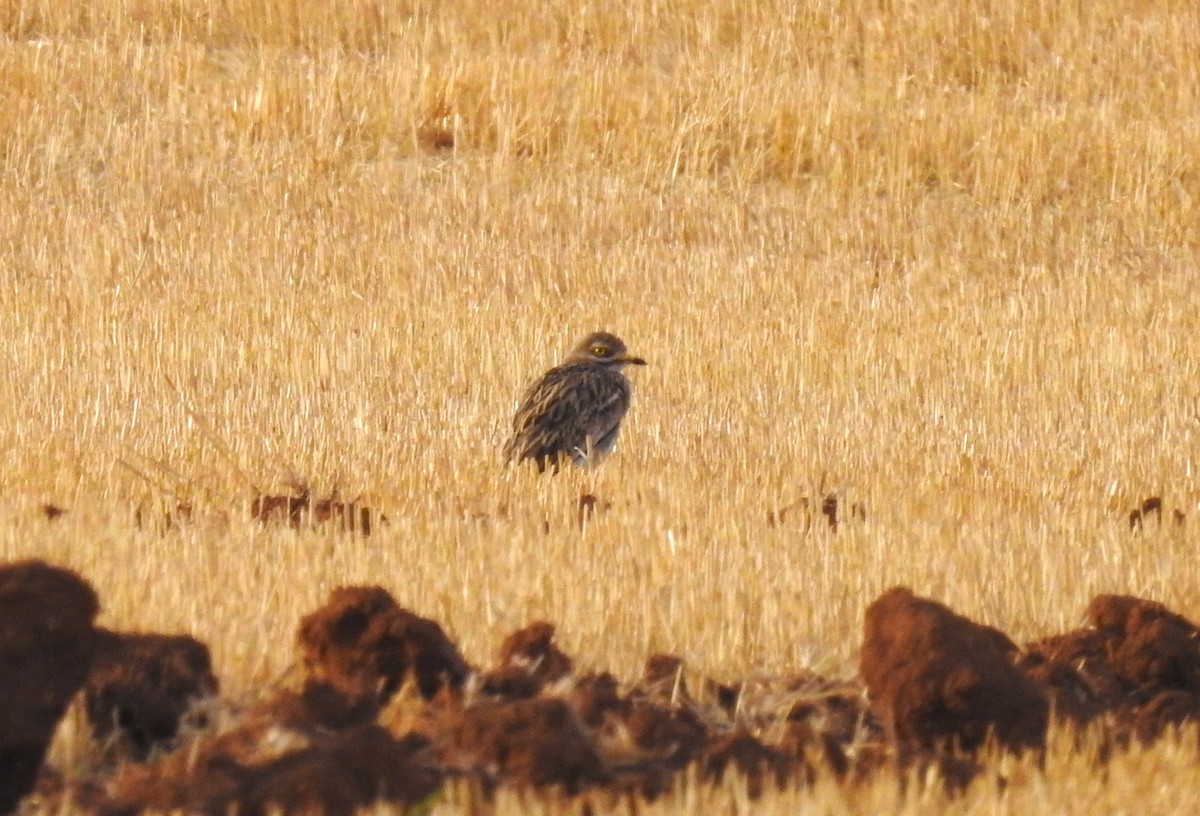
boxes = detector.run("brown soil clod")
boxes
[0,560,102,814]
[133,503,195,533]
[577,493,611,527]
[624,702,710,770]
[768,493,865,531]
[1129,496,1163,529]
[1132,690,1200,744]
[1085,594,1200,693]
[569,671,628,727]
[41,503,68,521]
[83,630,220,761]
[267,679,384,733]
[251,492,309,526]
[20,557,1200,812]
[417,106,456,152]
[480,621,574,698]
[239,727,441,816]
[251,490,379,536]
[1023,596,1200,745]
[637,654,687,702]
[297,585,470,703]
[100,725,441,816]
[701,731,794,797]
[860,587,1049,756]
[1127,496,1187,530]
[451,698,609,793]
[775,720,850,779]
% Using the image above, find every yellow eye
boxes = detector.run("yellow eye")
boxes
[591,345,608,357]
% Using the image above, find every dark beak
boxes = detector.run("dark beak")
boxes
[617,355,647,366]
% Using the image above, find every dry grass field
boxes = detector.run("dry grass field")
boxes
[3,0,1200,811]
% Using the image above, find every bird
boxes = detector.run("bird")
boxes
[504,331,647,472]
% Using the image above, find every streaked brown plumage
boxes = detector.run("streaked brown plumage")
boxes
[504,332,647,472]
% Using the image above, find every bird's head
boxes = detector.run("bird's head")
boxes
[569,331,647,367]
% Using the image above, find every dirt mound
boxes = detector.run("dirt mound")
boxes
[624,700,711,770]
[701,731,794,796]
[100,725,440,816]
[1085,594,1200,692]
[1023,593,1200,740]
[0,560,102,814]
[84,631,220,760]
[252,491,380,535]
[1127,495,1187,529]
[767,493,866,531]
[93,586,466,815]
[297,585,470,702]
[41,503,68,521]
[776,720,850,778]
[263,679,384,732]
[450,697,608,793]
[569,671,627,726]
[1016,639,1110,728]
[21,558,1200,813]
[860,587,1049,756]
[480,621,574,698]
[1132,690,1200,743]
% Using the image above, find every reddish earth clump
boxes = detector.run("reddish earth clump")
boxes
[263,679,384,732]
[577,493,612,526]
[19,554,1200,814]
[449,697,609,794]
[133,502,196,533]
[860,587,1049,757]
[624,700,711,770]
[701,731,794,796]
[569,671,628,726]
[1127,495,1187,529]
[1132,690,1200,744]
[252,490,379,535]
[1128,495,1164,529]
[80,586,458,816]
[417,104,456,151]
[99,725,441,816]
[640,653,687,692]
[1023,593,1200,740]
[0,560,102,814]
[767,493,866,531]
[1085,594,1200,692]
[776,720,851,779]
[297,585,471,702]
[1015,642,1110,729]
[83,630,220,760]
[41,503,68,521]
[480,620,574,698]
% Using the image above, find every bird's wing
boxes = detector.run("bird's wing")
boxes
[505,366,630,462]
[506,368,585,460]
[573,384,628,454]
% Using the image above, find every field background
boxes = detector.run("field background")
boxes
[2,0,1200,811]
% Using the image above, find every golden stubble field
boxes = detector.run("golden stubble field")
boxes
[2,0,1200,811]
